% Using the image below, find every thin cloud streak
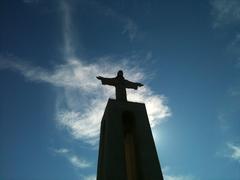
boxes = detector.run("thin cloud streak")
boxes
[163,166,196,180]
[61,0,75,58]
[54,148,91,169]
[82,175,96,180]
[164,175,194,180]
[164,175,195,180]
[228,143,240,162]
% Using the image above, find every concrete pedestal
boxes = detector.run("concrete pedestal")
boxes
[97,99,164,180]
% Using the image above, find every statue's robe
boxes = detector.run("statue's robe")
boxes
[100,76,139,101]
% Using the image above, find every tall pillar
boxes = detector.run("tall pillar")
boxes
[97,99,164,180]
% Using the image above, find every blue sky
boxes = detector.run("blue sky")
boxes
[1,0,240,179]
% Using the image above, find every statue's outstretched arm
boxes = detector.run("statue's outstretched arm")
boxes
[136,82,144,87]
[96,76,116,86]
[124,80,144,90]
[96,76,103,80]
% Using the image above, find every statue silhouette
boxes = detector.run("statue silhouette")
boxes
[97,70,143,101]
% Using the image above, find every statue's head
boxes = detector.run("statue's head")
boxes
[117,70,123,77]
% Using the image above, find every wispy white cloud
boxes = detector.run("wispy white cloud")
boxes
[211,0,240,28]
[217,143,240,163]
[82,174,96,180]
[54,148,69,154]
[163,166,196,180]
[0,0,171,145]
[164,175,195,180]
[54,148,91,168]
[227,143,240,162]
[61,0,75,58]
[0,55,171,145]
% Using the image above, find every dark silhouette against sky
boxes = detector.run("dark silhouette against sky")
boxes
[97,70,143,101]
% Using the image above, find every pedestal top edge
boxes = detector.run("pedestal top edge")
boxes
[107,98,145,106]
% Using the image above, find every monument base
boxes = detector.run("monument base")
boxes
[97,99,164,180]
